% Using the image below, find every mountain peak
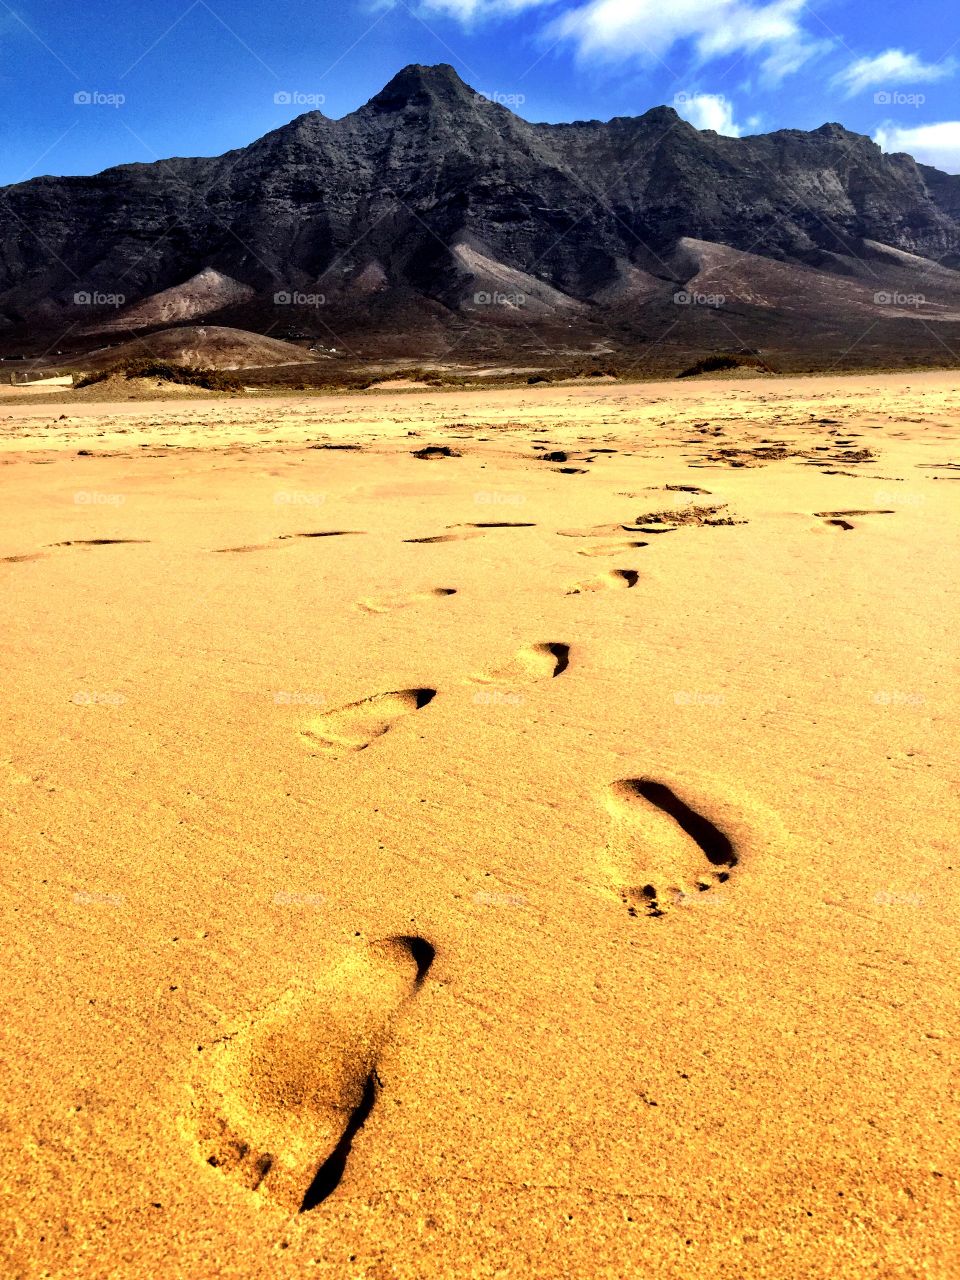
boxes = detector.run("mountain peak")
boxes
[364,63,477,113]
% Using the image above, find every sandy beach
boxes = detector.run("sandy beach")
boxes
[1,371,957,1278]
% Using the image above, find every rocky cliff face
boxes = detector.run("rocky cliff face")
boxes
[1,63,959,343]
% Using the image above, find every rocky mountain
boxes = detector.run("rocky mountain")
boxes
[2,63,960,367]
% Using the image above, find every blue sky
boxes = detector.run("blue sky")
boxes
[0,0,958,186]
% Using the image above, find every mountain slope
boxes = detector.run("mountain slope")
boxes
[1,63,959,365]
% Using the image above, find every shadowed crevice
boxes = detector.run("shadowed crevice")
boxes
[631,779,737,868]
[297,934,435,1212]
[298,1074,378,1212]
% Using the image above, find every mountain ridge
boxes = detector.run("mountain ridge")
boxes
[2,63,959,369]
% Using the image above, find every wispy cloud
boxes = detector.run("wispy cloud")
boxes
[834,49,957,97]
[874,121,960,174]
[392,0,825,81]
[549,0,814,75]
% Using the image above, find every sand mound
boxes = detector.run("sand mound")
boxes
[81,325,316,372]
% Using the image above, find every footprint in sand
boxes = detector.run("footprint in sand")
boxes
[403,531,481,545]
[49,539,149,548]
[472,642,570,684]
[404,524,535,544]
[814,509,894,531]
[566,570,638,595]
[357,588,457,614]
[212,543,278,554]
[576,541,648,558]
[184,935,434,1212]
[557,523,646,539]
[276,531,365,540]
[603,778,739,918]
[300,688,436,755]
[214,533,364,553]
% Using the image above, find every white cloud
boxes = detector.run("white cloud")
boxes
[833,49,957,97]
[675,93,742,135]
[547,0,818,79]
[397,0,821,80]
[874,122,960,174]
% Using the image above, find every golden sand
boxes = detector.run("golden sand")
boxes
[0,372,957,1277]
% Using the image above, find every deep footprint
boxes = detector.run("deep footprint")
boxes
[185,936,434,1212]
[300,688,436,754]
[473,642,570,684]
[566,569,638,594]
[604,778,738,917]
